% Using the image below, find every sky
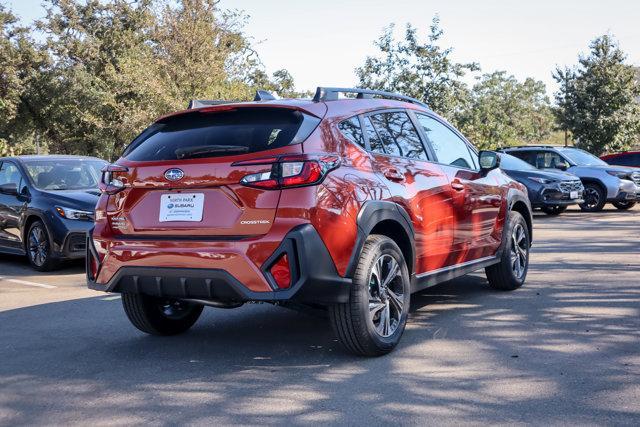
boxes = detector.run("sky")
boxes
[6,0,640,97]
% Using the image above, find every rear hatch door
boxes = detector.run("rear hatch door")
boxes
[106,105,322,238]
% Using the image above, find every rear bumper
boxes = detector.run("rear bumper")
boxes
[87,224,351,305]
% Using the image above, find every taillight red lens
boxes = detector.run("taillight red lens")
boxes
[237,155,340,190]
[281,161,322,187]
[270,254,291,289]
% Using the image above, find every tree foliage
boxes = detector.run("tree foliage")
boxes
[553,35,640,155]
[356,17,479,121]
[356,18,555,149]
[1,0,301,159]
[457,71,554,149]
[0,5,48,155]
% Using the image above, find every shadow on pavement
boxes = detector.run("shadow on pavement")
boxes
[1,270,638,424]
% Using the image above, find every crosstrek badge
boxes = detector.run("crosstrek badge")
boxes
[159,193,204,222]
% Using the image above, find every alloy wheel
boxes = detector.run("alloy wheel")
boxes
[28,226,48,267]
[368,254,405,337]
[583,187,600,209]
[510,223,528,280]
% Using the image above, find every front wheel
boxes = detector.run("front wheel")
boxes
[122,293,203,335]
[580,183,606,212]
[542,205,567,215]
[612,201,636,210]
[486,211,530,291]
[329,235,411,356]
[26,220,59,271]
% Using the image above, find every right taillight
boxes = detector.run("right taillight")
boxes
[236,154,340,190]
[99,164,128,194]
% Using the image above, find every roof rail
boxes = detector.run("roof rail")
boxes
[312,87,428,108]
[501,145,568,150]
[188,90,277,109]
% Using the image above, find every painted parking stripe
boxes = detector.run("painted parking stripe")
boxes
[0,276,56,289]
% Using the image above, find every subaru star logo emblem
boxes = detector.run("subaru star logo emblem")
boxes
[164,168,184,181]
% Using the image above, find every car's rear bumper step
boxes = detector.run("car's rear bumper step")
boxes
[87,224,351,305]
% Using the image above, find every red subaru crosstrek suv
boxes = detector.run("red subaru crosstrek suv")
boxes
[88,87,532,356]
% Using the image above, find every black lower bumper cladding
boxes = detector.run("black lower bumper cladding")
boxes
[87,224,351,305]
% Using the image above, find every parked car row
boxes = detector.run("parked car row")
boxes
[499,145,640,213]
[0,87,638,356]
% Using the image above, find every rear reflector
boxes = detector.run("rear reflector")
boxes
[270,254,291,289]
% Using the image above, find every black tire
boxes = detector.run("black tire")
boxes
[579,183,606,212]
[329,235,411,357]
[541,205,567,215]
[612,201,636,210]
[485,211,530,291]
[26,220,59,271]
[122,293,203,336]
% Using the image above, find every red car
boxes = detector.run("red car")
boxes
[601,151,640,168]
[87,87,532,356]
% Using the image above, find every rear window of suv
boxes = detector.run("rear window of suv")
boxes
[123,108,320,161]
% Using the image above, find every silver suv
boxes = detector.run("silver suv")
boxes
[501,146,640,212]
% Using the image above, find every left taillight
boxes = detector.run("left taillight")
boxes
[235,155,340,190]
[99,164,128,195]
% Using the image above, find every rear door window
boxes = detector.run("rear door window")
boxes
[508,150,537,167]
[338,117,365,149]
[368,112,428,160]
[124,108,320,161]
[363,117,385,154]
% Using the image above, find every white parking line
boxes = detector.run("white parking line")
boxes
[0,276,56,289]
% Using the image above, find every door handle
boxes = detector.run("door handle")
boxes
[384,169,405,182]
[451,179,466,191]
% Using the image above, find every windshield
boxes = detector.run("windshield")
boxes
[559,148,608,166]
[24,159,107,191]
[499,153,536,170]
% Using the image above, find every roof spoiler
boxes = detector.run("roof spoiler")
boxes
[312,87,428,108]
[187,90,277,109]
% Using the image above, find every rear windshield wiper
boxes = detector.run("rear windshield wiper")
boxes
[175,145,249,159]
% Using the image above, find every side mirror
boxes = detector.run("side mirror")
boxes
[0,183,18,196]
[479,151,500,172]
[555,162,569,171]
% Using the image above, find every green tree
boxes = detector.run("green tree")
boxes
[356,17,479,122]
[553,35,640,155]
[8,0,302,159]
[458,71,554,149]
[0,5,48,155]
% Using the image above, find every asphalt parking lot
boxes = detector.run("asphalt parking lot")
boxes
[0,206,639,425]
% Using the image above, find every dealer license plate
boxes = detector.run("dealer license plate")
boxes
[159,193,204,222]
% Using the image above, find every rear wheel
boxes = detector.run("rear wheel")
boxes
[122,293,203,335]
[579,183,606,212]
[26,220,59,271]
[329,235,410,356]
[486,211,530,291]
[541,205,567,215]
[612,201,636,210]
